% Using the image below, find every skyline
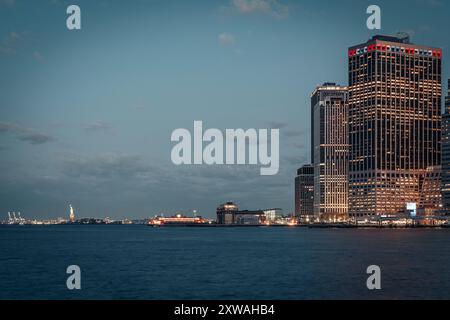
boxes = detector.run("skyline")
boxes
[1,0,450,219]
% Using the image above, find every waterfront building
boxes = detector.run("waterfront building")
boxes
[216,202,272,225]
[311,83,349,221]
[442,80,450,214]
[294,165,314,221]
[216,203,281,225]
[216,201,239,224]
[263,208,283,222]
[234,210,265,225]
[348,34,442,217]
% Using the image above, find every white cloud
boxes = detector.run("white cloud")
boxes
[83,121,112,132]
[218,32,236,46]
[0,32,21,55]
[232,0,289,18]
[33,51,44,63]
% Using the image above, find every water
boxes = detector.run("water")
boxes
[0,225,449,300]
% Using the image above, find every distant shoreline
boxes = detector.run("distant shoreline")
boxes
[1,223,450,229]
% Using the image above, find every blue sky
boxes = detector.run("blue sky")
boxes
[1,0,449,219]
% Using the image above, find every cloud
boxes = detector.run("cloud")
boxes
[231,0,289,18]
[63,153,154,180]
[418,25,432,33]
[283,154,309,167]
[33,51,44,63]
[218,33,236,46]
[0,148,299,218]
[0,122,54,145]
[83,121,112,132]
[267,121,288,129]
[417,0,443,6]
[290,141,305,149]
[133,105,147,112]
[0,0,15,6]
[0,32,21,55]
[61,154,260,191]
[264,121,305,139]
[60,152,291,199]
[283,129,304,138]
[18,133,53,145]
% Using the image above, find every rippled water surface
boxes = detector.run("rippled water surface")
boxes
[1,225,449,299]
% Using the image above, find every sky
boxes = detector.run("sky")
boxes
[1,0,449,220]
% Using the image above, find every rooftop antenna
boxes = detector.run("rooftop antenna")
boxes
[396,31,411,44]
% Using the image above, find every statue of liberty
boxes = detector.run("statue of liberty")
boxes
[69,204,75,223]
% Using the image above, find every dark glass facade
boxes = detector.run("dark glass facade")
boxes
[442,80,450,213]
[294,165,314,220]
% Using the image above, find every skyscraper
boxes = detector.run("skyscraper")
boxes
[294,165,314,221]
[348,35,442,217]
[419,165,442,215]
[442,80,450,213]
[311,83,349,221]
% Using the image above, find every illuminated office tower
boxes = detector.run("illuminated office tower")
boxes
[295,165,314,221]
[311,83,349,221]
[442,80,450,213]
[348,34,442,217]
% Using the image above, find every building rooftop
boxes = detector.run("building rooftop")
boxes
[349,34,441,56]
[311,83,348,98]
[349,33,442,52]
[297,165,313,176]
[370,34,411,44]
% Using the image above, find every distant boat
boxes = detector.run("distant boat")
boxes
[148,214,211,227]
